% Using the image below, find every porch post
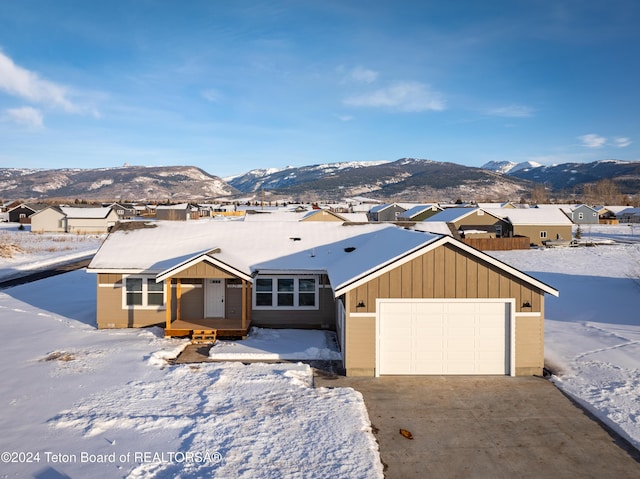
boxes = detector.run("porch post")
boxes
[176,278,182,322]
[241,280,247,330]
[165,279,172,330]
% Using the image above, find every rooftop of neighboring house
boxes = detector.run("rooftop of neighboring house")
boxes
[485,207,574,225]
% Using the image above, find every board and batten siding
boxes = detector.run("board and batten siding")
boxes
[96,273,166,328]
[343,243,546,376]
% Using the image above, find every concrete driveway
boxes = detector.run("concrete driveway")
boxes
[314,375,640,478]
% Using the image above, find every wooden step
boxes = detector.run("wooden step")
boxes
[191,329,217,344]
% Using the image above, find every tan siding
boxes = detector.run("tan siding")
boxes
[487,267,500,296]
[411,257,422,297]
[515,315,544,375]
[225,284,242,319]
[379,272,390,298]
[389,267,402,297]
[96,277,165,328]
[367,276,378,311]
[434,247,445,297]
[499,274,510,298]
[422,249,434,297]
[456,253,467,297]
[345,314,376,376]
[453,210,504,228]
[466,257,478,298]
[172,262,235,279]
[513,225,572,246]
[400,262,412,296]
[178,286,204,320]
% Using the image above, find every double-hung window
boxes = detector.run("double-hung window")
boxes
[254,276,318,309]
[124,276,165,308]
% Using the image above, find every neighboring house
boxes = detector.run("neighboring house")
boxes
[491,208,573,246]
[617,207,640,223]
[594,206,619,224]
[156,203,192,221]
[107,203,138,220]
[367,203,406,222]
[31,206,119,234]
[7,203,48,224]
[300,209,348,222]
[397,204,442,222]
[87,221,558,377]
[567,204,599,225]
[425,207,511,239]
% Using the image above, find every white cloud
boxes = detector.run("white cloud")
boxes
[614,137,632,148]
[486,105,534,118]
[202,89,222,103]
[5,106,44,128]
[578,133,606,148]
[0,50,79,112]
[336,114,354,122]
[344,81,446,112]
[348,66,378,84]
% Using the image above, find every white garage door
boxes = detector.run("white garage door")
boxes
[378,300,511,375]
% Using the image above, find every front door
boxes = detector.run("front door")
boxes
[205,279,225,318]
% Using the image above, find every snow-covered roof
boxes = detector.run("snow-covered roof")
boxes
[486,207,573,225]
[617,207,640,216]
[369,203,404,213]
[156,203,189,210]
[398,204,439,219]
[59,206,114,219]
[411,221,453,236]
[88,221,441,293]
[424,207,478,223]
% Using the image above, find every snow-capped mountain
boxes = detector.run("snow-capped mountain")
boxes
[225,161,390,193]
[481,160,542,174]
[226,158,531,201]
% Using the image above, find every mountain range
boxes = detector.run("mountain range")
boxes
[0,158,638,203]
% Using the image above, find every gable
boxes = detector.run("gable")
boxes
[334,236,558,298]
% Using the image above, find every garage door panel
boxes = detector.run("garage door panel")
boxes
[378,300,510,375]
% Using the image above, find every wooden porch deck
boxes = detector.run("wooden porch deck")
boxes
[165,318,251,339]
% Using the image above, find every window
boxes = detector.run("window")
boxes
[578,212,584,220]
[540,231,548,239]
[124,276,165,308]
[253,276,318,309]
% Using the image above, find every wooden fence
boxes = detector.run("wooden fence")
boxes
[462,236,531,251]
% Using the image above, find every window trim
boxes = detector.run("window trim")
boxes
[252,275,319,310]
[122,275,166,310]
[540,231,548,239]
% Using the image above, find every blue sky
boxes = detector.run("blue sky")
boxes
[0,0,638,177]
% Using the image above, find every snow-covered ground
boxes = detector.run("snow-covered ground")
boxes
[0,270,382,478]
[1,222,639,477]
[208,328,342,361]
[0,223,103,282]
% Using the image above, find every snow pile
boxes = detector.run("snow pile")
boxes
[208,327,342,360]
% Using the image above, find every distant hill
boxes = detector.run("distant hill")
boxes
[0,165,238,201]
[483,159,640,194]
[227,158,534,202]
[3,157,638,204]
